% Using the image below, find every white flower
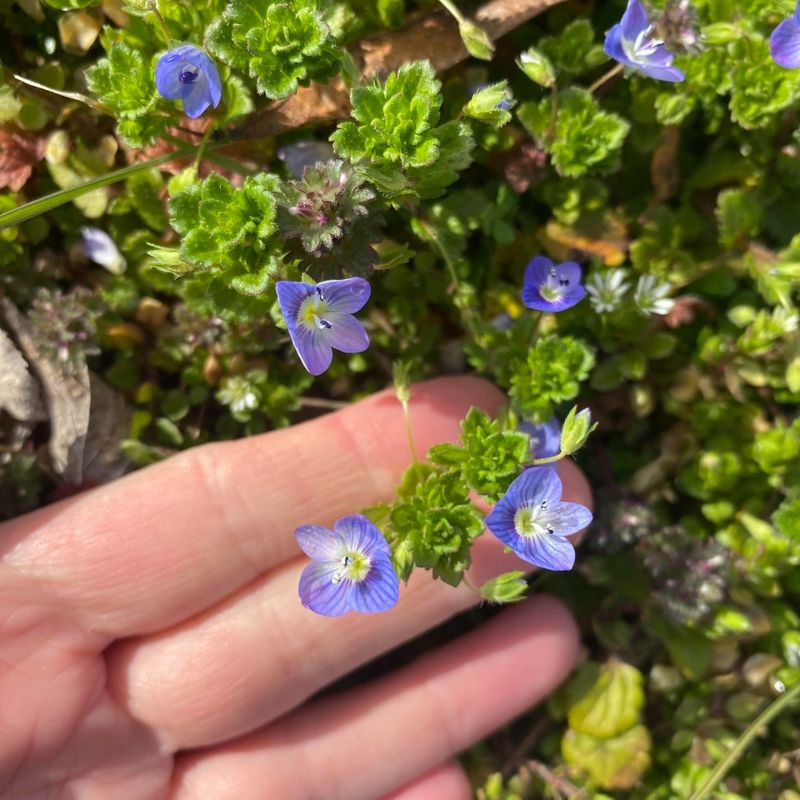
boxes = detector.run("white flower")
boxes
[634,274,675,316]
[80,227,126,275]
[586,268,630,313]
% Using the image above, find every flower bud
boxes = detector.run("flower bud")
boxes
[517,48,556,88]
[480,571,528,604]
[559,406,597,455]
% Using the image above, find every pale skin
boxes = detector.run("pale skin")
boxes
[0,376,592,800]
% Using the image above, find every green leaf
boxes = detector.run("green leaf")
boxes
[86,43,155,118]
[463,81,514,129]
[566,660,645,738]
[716,187,762,248]
[207,0,341,99]
[127,168,167,231]
[517,88,630,177]
[562,725,652,791]
[509,334,595,421]
[537,18,605,76]
[169,173,280,271]
[331,61,473,200]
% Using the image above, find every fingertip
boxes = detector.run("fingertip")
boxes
[381,760,471,800]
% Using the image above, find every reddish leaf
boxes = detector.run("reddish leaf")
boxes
[0,128,46,192]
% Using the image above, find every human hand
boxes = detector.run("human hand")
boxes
[0,377,591,800]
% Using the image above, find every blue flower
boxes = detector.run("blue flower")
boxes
[521,256,586,313]
[770,3,800,68]
[276,277,370,376]
[604,0,685,83]
[296,515,400,616]
[80,226,126,275]
[485,467,592,571]
[155,44,222,119]
[519,416,561,460]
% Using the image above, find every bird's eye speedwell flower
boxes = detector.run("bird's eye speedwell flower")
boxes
[80,226,126,275]
[276,277,371,376]
[485,467,592,571]
[519,416,561,461]
[155,44,222,119]
[296,515,400,616]
[770,2,800,69]
[604,0,685,83]
[521,256,586,313]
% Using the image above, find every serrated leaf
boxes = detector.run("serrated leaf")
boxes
[207,0,340,99]
[518,88,630,177]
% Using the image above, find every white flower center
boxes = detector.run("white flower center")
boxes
[514,502,554,538]
[331,551,371,584]
[623,25,663,61]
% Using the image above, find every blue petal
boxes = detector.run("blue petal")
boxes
[289,324,333,376]
[278,140,336,178]
[620,0,649,42]
[543,501,593,537]
[519,417,561,459]
[771,17,800,69]
[637,62,685,82]
[298,560,354,616]
[504,467,563,509]
[516,533,576,571]
[334,514,391,558]
[276,280,315,326]
[182,75,213,119]
[350,556,399,613]
[154,51,184,100]
[295,525,343,561]
[604,25,638,71]
[556,261,582,286]
[522,285,586,313]
[795,1,800,25]
[485,497,520,548]
[317,277,371,314]
[323,312,370,354]
[182,47,222,108]
[522,256,555,290]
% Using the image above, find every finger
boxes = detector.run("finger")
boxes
[106,460,591,751]
[379,761,471,800]
[168,595,580,800]
[0,376,504,639]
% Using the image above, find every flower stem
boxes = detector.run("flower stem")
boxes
[688,680,800,800]
[149,4,175,45]
[588,62,625,93]
[530,451,564,466]
[435,0,466,25]
[193,125,215,170]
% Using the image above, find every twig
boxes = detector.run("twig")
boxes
[297,396,351,410]
[231,0,566,140]
[520,760,585,799]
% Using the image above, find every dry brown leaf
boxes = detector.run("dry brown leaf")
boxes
[542,216,628,267]
[0,128,47,192]
[82,374,131,483]
[0,327,47,422]
[651,126,681,204]
[1,298,91,484]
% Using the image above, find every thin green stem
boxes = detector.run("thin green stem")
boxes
[401,397,418,464]
[419,219,481,336]
[150,4,175,45]
[193,125,215,170]
[530,451,564,466]
[435,0,466,24]
[588,62,625,93]
[689,680,800,800]
[546,84,559,144]
[462,575,481,594]
[0,147,194,231]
